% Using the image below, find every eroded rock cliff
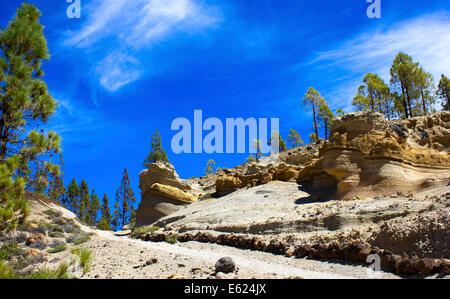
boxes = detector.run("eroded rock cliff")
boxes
[135,162,198,226]
[298,111,450,200]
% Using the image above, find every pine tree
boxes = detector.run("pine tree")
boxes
[414,67,435,115]
[89,190,101,226]
[204,159,216,175]
[0,3,61,189]
[309,133,317,143]
[0,156,29,231]
[335,109,345,117]
[287,129,304,148]
[252,139,263,161]
[267,131,287,152]
[97,194,112,230]
[437,74,450,111]
[390,52,419,118]
[353,74,389,115]
[66,178,80,215]
[317,99,334,140]
[246,155,256,163]
[115,169,136,229]
[0,3,60,229]
[111,198,120,232]
[79,180,90,223]
[47,154,66,206]
[143,130,169,168]
[301,87,323,138]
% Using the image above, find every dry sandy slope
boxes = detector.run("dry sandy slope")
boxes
[25,195,398,279]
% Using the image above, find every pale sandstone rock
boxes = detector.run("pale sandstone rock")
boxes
[299,111,450,199]
[136,163,198,227]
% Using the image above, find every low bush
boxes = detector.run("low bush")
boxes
[0,260,69,279]
[71,248,92,274]
[71,234,91,245]
[43,209,62,218]
[47,244,67,254]
[165,234,179,244]
[131,226,159,238]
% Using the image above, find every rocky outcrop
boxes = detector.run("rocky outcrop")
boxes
[299,111,450,199]
[139,162,192,192]
[135,162,198,227]
[215,162,303,196]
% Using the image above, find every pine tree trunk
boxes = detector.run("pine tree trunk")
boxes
[421,89,427,115]
[404,83,413,118]
[312,103,318,139]
[400,81,409,118]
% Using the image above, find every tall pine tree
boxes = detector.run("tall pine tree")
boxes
[66,178,80,215]
[79,180,90,223]
[115,169,136,229]
[97,194,112,230]
[287,129,303,148]
[89,190,100,226]
[301,87,323,139]
[437,74,450,111]
[143,130,169,168]
[0,3,60,229]
[390,52,419,118]
[47,154,66,206]
[112,197,121,231]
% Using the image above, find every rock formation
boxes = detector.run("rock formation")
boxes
[298,111,450,200]
[135,162,198,226]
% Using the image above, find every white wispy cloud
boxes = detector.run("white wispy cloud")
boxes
[64,0,221,92]
[306,12,450,110]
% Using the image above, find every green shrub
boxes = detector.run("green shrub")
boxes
[165,234,178,244]
[131,226,159,238]
[47,244,67,254]
[1,242,24,256]
[48,231,65,238]
[43,209,62,218]
[20,263,70,279]
[0,249,10,261]
[71,234,91,245]
[200,193,212,200]
[71,248,92,274]
[10,256,31,271]
[0,260,15,278]
[0,260,69,279]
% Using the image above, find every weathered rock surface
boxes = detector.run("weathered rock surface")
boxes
[214,257,236,274]
[136,162,198,226]
[298,111,450,199]
[215,162,304,196]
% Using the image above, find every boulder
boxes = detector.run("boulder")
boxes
[215,176,244,196]
[214,257,236,274]
[135,162,198,227]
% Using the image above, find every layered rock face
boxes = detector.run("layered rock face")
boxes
[213,142,322,196]
[299,111,450,199]
[215,162,303,196]
[135,162,197,226]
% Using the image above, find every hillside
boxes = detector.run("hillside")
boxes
[133,111,450,277]
[1,111,449,279]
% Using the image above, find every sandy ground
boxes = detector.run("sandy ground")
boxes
[78,230,400,279]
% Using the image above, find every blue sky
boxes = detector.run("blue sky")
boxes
[1,0,449,206]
